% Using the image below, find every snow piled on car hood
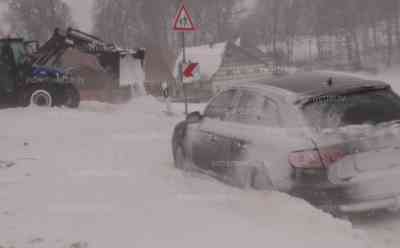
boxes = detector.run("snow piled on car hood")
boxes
[0,97,383,248]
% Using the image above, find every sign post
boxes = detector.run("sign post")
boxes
[182,32,188,116]
[173,2,196,116]
[161,81,172,115]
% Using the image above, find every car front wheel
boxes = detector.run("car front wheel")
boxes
[174,145,195,172]
[251,166,274,190]
[174,146,186,170]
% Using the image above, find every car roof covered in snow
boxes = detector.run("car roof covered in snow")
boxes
[260,72,388,93]
[230,72,391,104]
[244,72,389,99]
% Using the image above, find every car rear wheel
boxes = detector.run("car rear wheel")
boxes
[30,89,53,107]
[251,166,274,190]
[174,146,185,169]
[231,166,254,189]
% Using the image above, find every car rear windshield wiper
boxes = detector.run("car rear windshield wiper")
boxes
[297,85,390,107]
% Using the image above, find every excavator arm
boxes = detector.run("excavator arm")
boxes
[30,27,146,102]
[32,27,145,67]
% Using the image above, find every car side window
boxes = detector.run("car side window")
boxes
[233,90,281,127]
[204,89,237,120]
[234,91,262,124]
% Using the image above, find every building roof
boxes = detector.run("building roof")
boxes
[174,40,273,82]
[239,46,273,66]
[144,45,176,83]
[61,48,104,71]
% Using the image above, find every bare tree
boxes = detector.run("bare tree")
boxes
[92,0,400,70]
[5,0,73,41]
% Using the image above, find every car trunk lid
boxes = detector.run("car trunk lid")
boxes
[313,122,400,182]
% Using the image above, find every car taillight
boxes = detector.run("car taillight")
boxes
[289,149,322,169]
[289,147,347,169]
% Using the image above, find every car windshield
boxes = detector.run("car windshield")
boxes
[302,89,400,129]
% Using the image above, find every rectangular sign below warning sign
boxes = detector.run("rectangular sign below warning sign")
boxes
[183,62,200,83]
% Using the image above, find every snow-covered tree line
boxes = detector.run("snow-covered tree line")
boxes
[242,0,400,70]
[93,0,400,70]
[4,0,73,41]
[92,0,241,49]
[2,0,400,70]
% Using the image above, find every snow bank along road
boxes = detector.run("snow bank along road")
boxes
[0,96,397,248]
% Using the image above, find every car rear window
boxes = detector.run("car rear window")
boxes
[302,89,400,129]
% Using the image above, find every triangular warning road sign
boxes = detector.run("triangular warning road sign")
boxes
[173,4,196,32]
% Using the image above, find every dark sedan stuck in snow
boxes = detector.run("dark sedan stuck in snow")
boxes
[172,72,400,214]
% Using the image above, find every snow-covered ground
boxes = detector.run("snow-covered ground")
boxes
[0,97,380,248]
[2,67,400,247]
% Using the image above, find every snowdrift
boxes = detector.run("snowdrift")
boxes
[0,97,385,248]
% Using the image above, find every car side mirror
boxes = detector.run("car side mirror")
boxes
[186,111,203,123]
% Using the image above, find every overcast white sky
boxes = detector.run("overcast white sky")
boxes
[64,0,94,32]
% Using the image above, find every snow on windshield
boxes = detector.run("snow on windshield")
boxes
[303,89,400,130]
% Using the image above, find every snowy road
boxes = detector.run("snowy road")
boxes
[352,212,400,247]
[0,96,397,248]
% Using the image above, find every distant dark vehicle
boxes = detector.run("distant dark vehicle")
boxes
[172,72,400,214]
[0,38,80,108]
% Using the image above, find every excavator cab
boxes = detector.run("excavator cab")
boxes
[24,40,40,59]
[0,37,80,109]
[0,39,24,103]
[0,39,36,103]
